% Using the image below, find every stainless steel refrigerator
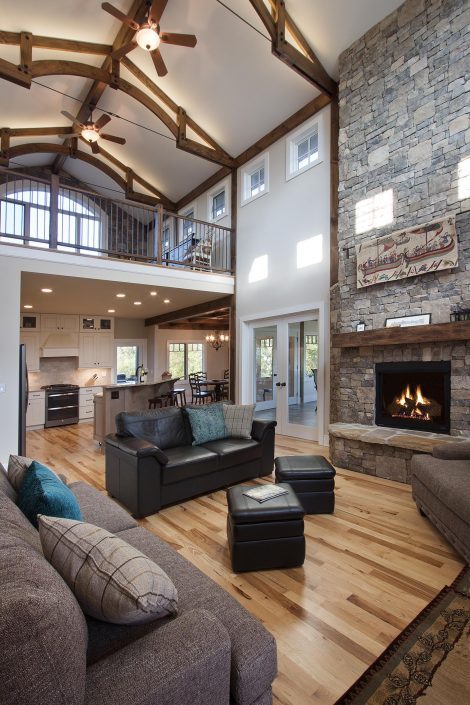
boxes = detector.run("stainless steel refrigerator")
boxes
[18,343,28,456]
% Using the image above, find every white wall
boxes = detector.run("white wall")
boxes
[236,105,331,318]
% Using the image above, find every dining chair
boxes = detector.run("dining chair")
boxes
[188,373,213,404]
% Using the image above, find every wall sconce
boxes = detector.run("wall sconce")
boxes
[206,331,229,351]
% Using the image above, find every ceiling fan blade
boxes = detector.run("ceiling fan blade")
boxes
[148,0,168,25]
[160,32,197,48]
[110,38,137,60]
[101,2,140,30]
[90,141,100,155]
[61,110,84,128]
[101,134,126,145]
[95,113,112,130]
[151,48,168,77]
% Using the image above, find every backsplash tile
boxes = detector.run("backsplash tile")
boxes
[29,358,111,389]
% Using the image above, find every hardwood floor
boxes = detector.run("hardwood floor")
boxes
[27,424,464,705]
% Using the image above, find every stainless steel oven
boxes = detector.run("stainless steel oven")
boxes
[41,384,79,428]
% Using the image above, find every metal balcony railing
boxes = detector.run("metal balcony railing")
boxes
[0,167,234,274]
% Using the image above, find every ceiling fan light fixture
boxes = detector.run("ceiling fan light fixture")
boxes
[136,25,161,51]
[81,126,100,143]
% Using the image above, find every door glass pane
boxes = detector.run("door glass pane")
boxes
[287,320,318,428]
[116,346,138,380]
[253,326,277,421]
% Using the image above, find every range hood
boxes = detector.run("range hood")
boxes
[40,333,80,358]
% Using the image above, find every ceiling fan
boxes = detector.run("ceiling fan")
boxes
[102,0,197,77]
[60,110,126,154]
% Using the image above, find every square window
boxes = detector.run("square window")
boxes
[212,190,225,219]
[241,153,269,206]
[286,112,324,181]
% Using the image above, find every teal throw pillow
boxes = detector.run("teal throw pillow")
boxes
[17,460,83,528]
[185,404,227,445]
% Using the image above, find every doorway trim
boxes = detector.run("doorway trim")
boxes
[238,300,328,445]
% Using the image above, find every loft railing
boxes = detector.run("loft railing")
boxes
[0,167,234,274]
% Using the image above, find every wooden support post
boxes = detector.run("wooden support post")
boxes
[229,169,238,401]
[299,321,305,402]
[49,173,59,249]
[125,167,134,199]
[111,58,120,89]
[156,203,163,265]
[330,98,339,286]
[177,107,187,144]
[0,128,10,165]
[19,32,32,74]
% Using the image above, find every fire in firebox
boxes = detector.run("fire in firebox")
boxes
[387,384,442,422]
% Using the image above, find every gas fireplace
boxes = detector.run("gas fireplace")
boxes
[375,361,451,434]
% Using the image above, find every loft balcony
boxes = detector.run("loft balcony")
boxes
[0,168,234,275]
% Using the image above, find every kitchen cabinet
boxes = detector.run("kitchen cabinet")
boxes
[20,313,41,331]
[79,386,103,421]
[79,333,113,368]
[42,314,79,332]
[27,390,45,428]
[20,331,40,372]
[80,315,114,333]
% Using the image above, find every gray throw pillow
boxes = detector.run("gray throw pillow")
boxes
[223,403,255,439]
[38,515,178,625]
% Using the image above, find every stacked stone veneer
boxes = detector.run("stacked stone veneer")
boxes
[330,0,470,481]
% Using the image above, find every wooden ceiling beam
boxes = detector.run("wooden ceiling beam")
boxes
[145,296,232,326]
[158,321,229,331]
[248,0,337,97]
[0,30,112,55]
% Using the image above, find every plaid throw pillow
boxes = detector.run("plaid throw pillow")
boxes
[223,403,255,439]
[38,515,178,625]
[8,454,34,490]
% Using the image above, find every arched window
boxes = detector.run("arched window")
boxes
[0,179,106,253]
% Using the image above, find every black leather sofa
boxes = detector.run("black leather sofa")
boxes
[105,407,277,517]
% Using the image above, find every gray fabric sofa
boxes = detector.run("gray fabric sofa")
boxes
[105,407,277,517]
[411,440,470,564]
[0,465,277,705]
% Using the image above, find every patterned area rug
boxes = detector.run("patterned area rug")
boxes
[335,567,469,705]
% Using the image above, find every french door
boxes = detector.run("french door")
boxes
[250,313,319,440]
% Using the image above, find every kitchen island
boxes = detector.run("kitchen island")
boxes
[93,379,178,445]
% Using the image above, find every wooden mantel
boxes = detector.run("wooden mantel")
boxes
[332,320,470,348]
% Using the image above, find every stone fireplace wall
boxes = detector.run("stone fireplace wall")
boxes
[331,0,470,466]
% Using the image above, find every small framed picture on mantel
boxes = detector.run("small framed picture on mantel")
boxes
[385,313,431,328]
[356,322,366,331]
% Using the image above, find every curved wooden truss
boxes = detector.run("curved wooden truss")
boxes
[0,31,235,168]
[1,137,174,208]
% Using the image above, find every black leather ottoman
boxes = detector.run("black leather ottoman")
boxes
[227,484,305,572]
[274,455,336,514]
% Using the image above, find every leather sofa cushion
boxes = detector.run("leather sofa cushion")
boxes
[116,408,192,450]
[162,446,220,485]
[201,438,262,470]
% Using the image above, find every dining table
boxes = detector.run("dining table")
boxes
[200,378,229,402]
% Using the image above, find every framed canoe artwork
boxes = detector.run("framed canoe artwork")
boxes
[356,216,458,289]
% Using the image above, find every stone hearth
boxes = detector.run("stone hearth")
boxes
[329,423,469,483]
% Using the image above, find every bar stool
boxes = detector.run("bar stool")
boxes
[148,396,166,409]
[166,388,187,407]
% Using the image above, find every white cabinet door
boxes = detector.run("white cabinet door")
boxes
[79,333,113,367]
[95,334,114,367]
[42,314,79,332]
[20,313,40,331]
[79,333,97,367]
[27,392,45,428]
[20,332,40,372]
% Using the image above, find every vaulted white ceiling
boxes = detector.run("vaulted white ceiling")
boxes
[0,0,404,203]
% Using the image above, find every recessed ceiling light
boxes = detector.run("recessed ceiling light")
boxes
[150,291,157,296]
[116,293,126,298]
[134,301,142,306]
[24,305,33,309]
[41,288,53,293]
[163,299,170,304]
[108,309,115,313]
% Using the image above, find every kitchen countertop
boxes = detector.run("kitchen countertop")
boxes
[102,380,177,390]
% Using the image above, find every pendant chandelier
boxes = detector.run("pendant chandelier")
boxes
[206,331,229,351]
